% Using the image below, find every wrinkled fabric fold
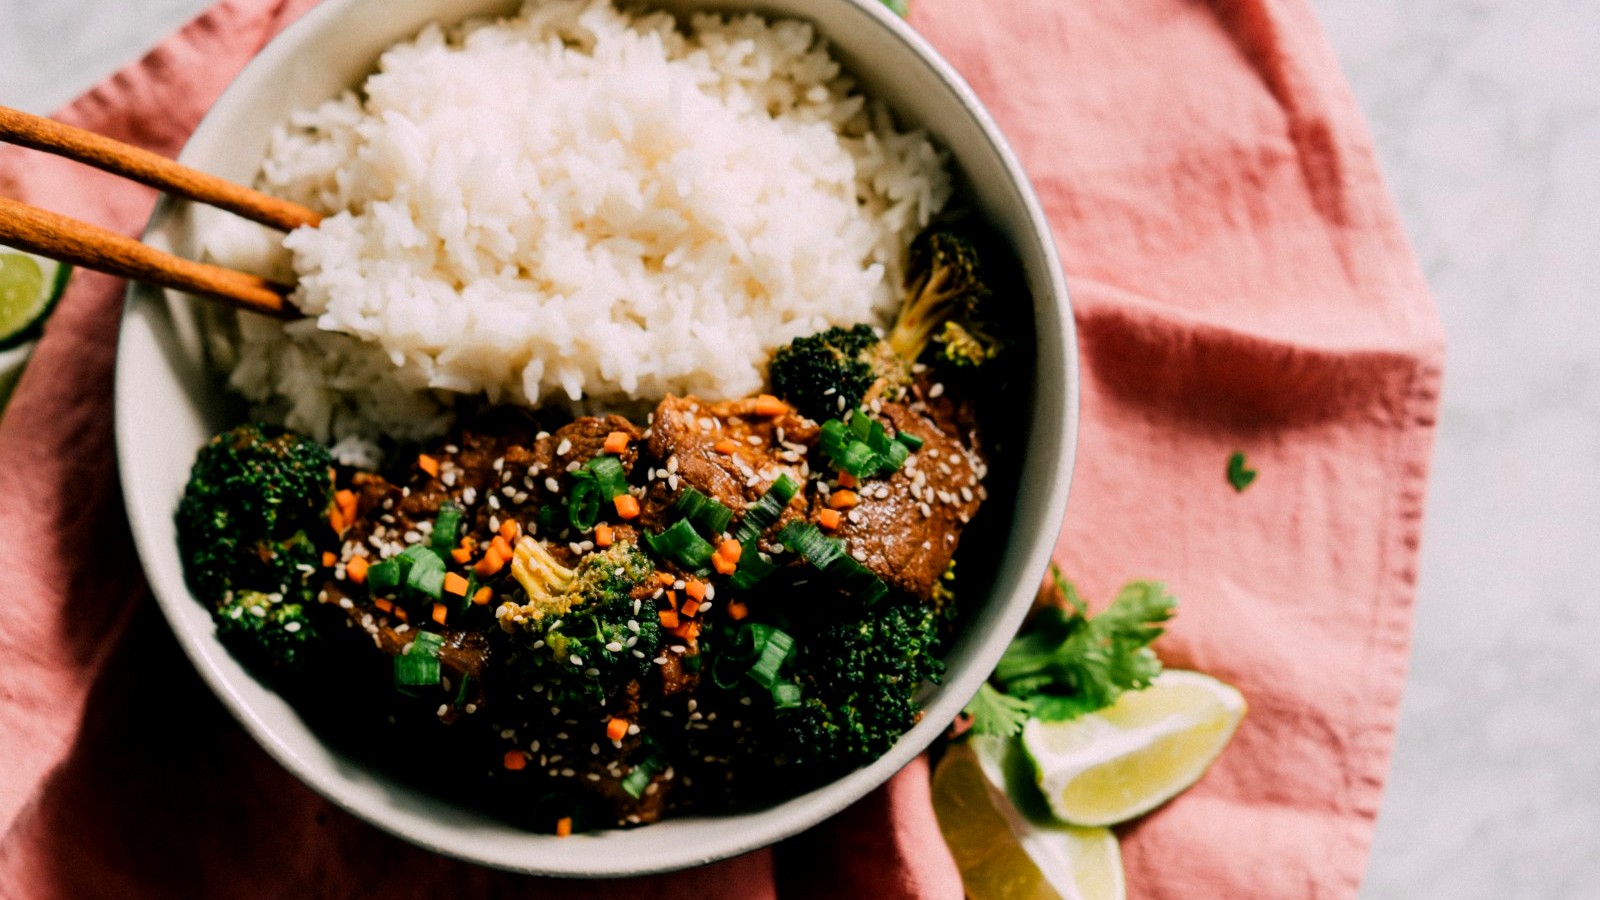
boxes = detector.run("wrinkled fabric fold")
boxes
[0,0,1440,897]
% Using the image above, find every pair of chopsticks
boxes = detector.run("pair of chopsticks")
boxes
[0,105,319,318]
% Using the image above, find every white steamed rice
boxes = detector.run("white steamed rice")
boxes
[214,0,950,446]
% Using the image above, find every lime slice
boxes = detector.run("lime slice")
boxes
[933,738,1124,900]
[0,249,70,351]
[1021,670,1246,827]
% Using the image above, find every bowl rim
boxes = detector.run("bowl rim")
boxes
[115,0,1078,877]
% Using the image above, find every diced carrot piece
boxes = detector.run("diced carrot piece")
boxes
[818,508,842,530]
[472,586,493,606]
[431,603,448,625]
[328,508,346,535]
[394,607,408,623]
[670,621,701,642]
[828,490,860,510]
[335,488,358,519]
[713,439,740,455]
[716,539,742,563]
[475,547,505,577]
[666,590,678,609]
[321,551,337,568]
[684,579,707,601]
[503,750,527,771]
[602,431,630,455]
[443,572,469,596]
[499,519,520,542]
[726,600,749,621]
[555,817,573,838]
[710,551,737,576]
[659,609,679,629]
[491,535,514,560]
[753,394,788,417]
[417,454,439,478]
[657,572,676,585]
[451,547,473,564]
[681,598,701,619]
[838,471,859,489]
[606,717,629,742]
[345,556,370,584]
[372,598,393,614]
[594,523,614,548]
[613,494,641,520]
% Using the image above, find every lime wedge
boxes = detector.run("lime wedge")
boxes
[1021,670,1246,827]
[0,249,70,350]
[933,738,1124,900]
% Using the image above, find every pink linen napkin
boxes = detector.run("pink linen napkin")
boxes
[0,0,1443,897]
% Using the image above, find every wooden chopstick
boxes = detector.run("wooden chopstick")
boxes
[0,195,294,318]
[0,105,321,233]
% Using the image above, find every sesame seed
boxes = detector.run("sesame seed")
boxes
[488,494,501,510]
[606,641,624,653]
[464,704,478,714]
[570,655,583,666]
[339,597,354,609]
[653,657,669,665]
[633,650,646,658]
[436,705,449,717]
[501,729,516,739]
[929,382,945,398]
[462,487,478,505]
[545,477,561,493]
[584,668,600,677]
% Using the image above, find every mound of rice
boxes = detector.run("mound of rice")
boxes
[220,0,949,445]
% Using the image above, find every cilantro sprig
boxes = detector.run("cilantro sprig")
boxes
[963,567,1177,733]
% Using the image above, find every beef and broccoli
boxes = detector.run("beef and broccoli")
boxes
[175,227,1019,833]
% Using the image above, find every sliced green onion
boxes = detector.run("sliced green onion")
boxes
[367,558,402,593]
[621,751,665,799]
[777,522,844,570]
[583,456,629,500]
[776,522,889,604]
[672,486,733,536]
[771,680,803,709]
[454,672,473,707]
[566,480,603,532]
[895,431,925,451]
[394,631,444,690]
[405,549,447,600]
[732,473,800,547]
[746,625,795,688]
[646,518,715,570]
[728,553,778,590]
[431,501,464,553]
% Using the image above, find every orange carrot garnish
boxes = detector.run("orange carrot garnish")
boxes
[613,494,641,520]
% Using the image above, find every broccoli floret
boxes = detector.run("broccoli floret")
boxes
[499,542,663,706]
[932,319,1001,370]
[767,230,1004,418]
[176,424,334,607]
[768,324,899,422]
[768,595,945,780]
[214,590,321,674]
[886,230,992,362]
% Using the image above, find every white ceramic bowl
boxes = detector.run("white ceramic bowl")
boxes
[115,0,1077,877]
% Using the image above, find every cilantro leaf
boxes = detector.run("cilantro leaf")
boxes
[879,0,909,16]
[1227,451,1257,492]
[993,568,1176,723]
[962,683,1033,737]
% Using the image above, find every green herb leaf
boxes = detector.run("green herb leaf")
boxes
[1226,451,1257,492]
[880,0,909,16]
[962,682,1032,737]
[993,567,1176,722]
